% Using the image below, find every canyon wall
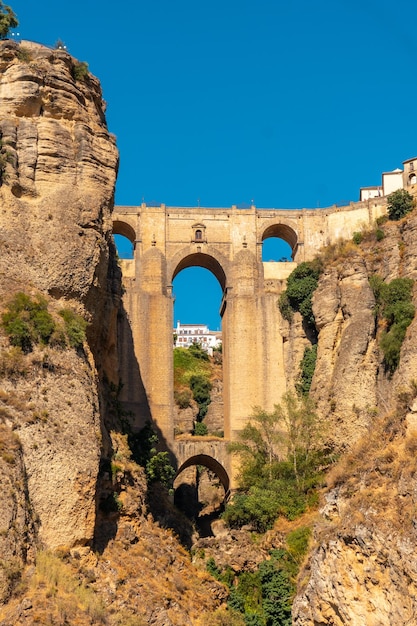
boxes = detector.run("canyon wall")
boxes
[0,39,119,558]
[291,213,417,624]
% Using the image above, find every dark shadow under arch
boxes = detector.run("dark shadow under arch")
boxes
[261,223,298,253]
[112,220,136,243]
[172,252,227,292]
[175,454,230,494]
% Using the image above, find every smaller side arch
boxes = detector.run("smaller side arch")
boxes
[260,223,298,252]
[175,454,230,494]
[112,219,137,243]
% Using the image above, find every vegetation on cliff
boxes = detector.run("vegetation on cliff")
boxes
[205,526,311,626]
[296,344,318,397]
[369,275,415,372]
[0,2,17,39]
[131,421,176,490]
[278,260,322,332]
[386,188,415,221]
[224,393,330,532]
[174,342,219,435]
[1,292,88,353]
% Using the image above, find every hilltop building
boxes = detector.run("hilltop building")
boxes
[173,321,222,354]
[360,156,417,201]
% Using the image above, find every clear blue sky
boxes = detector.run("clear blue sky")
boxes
[11,0,416,330]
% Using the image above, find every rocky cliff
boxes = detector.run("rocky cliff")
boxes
[0,37,119,565]
[291,215,417,624]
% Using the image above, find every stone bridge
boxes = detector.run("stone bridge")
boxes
[172,438,231,494]
[113,199,386,489]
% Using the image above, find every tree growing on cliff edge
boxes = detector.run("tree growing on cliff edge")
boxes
[0,2,18,39]
[387,189,414,221]
[224,393,331,531]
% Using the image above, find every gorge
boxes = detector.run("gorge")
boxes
[1,38,417,625]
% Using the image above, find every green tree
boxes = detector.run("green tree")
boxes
[224,393,330,530]
[189,373,212,421]
[58,308,88,349]
[0,2,17,39]
[188,341,209,361]
[370,275,415,371]
[194,421,208,436]
[276,392,323,488]
[72,61,89,82]
[259,552,294,626]
[227,407,283,489]
[227,544,307,626]
[129,421,175,490]
[386,189,414,221]
[279,260,322,330]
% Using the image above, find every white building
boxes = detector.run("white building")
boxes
[382,168,403,196]
[360,157,417,200]
[359,186,382,201]
[173,321,222,354]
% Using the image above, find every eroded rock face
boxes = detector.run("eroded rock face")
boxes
[0,40,118,301]
[293,528,417,625]
[0,423,34,603]
[0,40,119,555]
[311,258,379,447]
[292,212,417,624]
[293,450,417,626]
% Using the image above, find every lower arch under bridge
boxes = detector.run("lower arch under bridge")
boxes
[113,201,387,487]
[172,439,231,496]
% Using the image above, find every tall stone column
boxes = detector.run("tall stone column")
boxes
[259,287,287,411]
[132,247,174,447]
[226,250,263,439]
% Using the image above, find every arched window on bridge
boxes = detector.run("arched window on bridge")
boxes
[192,223,206,243]
[112,220,136,260]
[261,224,297,262]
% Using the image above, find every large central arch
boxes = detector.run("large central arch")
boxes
[170,247,229,293]
[171,249,229,443]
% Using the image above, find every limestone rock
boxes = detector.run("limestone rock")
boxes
[293,529,417,625]
[311,258,379,446]
[0,40,118,302]
[0,424,33,603]
[292,212,417,624]
[0,40,118,554]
